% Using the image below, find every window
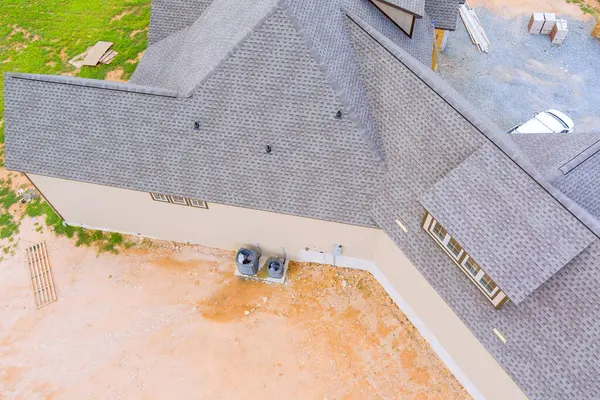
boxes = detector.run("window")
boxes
[446,237,462,259]
[422,211,509,308]
[480,275,497,294]
[189,198,208,209]
[431,222,447,243]
[463,257,480,277]
[169,195,187,206]
[149,193,208,209]
[151,193,169,202]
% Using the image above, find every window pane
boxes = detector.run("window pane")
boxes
[480,275,497,294]
[464,257,480,277]
[447,237,462,258]
[431,222,447,242]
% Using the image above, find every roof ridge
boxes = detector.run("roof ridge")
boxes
[280,0,385,163]
[6,73,178,97]
[181,0,282,97]
[344,10,600,238]
[558,137,600,177]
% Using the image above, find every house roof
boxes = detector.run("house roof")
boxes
[131,0,280,97]
[421,144,595,304]
[425,0,460,30]
[345,11,600,399]
[511,133,600,223]
[4,1,600,398]
[148,0,213,45]
[374,0,425,17]
[5,3,390,228]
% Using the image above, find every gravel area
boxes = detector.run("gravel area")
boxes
[439,9,600,133]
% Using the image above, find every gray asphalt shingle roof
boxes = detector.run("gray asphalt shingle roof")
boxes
[422,144,595,304]
[5,4,387,228]
[4,1,600,398]
[511,132,600,181]
[345,11,600,399]
[512,133,600,223]
[132,0,280,97]
[374,0,425,17]
[148,0,213,45]
[425,0,459,30]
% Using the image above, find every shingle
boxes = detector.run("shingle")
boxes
[422,144,595,304]
[148,0,214,45]
[4,7,384,228]
[346,14,600,399]
[374,0,425,17]
[555,151,600,221]
[425,0,459,30]
[510,132,600,181]
[131,0,280,97]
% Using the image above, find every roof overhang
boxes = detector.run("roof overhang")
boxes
[421,144,596,304]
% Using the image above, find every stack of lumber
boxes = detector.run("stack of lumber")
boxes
[459,4,490,53]
[68,41,118,69]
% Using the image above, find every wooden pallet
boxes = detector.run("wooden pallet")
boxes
[25,242,57,309]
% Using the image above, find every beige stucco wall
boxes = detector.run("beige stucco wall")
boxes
[29,173,527,400]
[28,174,380,260]
[372,234,527,400]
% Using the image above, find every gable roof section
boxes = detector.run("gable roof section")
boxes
[425,0,459,30]
[345,12,600,399]
[373,0,425,17]
[148,0,214,45]
[4,6,384,228]
[131,0,280,97]
[422,144,595,303]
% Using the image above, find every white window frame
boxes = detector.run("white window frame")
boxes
[429,221,463,260]
[150,193,169,202]
[188,198,208,209]
[423,212,507,307]
[169,195,188,206]
[461,255,480,278]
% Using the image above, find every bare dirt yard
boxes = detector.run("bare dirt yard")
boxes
[0,214,469,399]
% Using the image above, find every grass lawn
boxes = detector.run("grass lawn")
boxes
[0,0,151,255]
[0,0,151,141]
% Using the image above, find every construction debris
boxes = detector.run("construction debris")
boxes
[540,13,557,35]
[17,188,39,204]
[67,41,118,69]
[25,242,57,309]
[528,13,569,45]
[459,4,490,53]
[528,13,545,34]
[550,20,569,45]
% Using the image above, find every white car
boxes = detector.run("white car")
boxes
[507,109,574,134]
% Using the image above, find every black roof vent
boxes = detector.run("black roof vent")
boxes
[194,121,200,130]
[335,110,342,119]
[265,144,272,154]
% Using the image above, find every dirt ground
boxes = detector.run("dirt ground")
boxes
[468,0,595,20]
[0,215,469,399]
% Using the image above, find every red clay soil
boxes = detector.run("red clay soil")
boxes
[0,215,469,399]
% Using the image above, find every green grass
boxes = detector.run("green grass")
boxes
[0,0,151,142]
[26,198,126,253]
[0,0,150,250]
